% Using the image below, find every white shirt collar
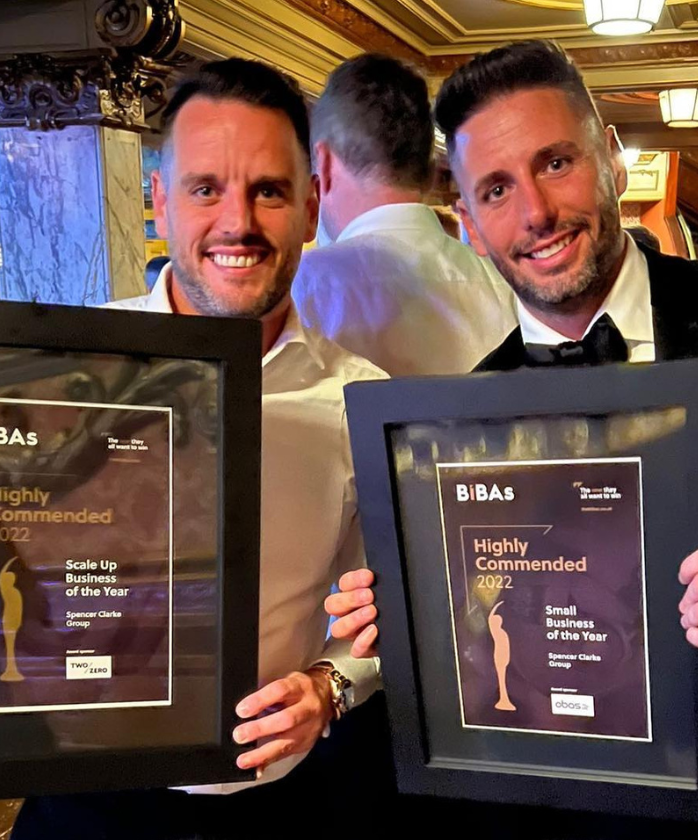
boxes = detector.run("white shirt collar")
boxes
[337,203,443,243]
[146,262,324,369]
[262,301,326,371]
[144,263,174,313]
[518,233,653,347]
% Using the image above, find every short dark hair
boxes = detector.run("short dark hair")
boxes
[161,57,311,170]
[312,53,433,190]
[435,40,601,157]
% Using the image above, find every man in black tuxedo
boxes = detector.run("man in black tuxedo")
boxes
[329,38,698,657]
[433,40,698,651]
[432,40,698,375]
[326,38,698,837]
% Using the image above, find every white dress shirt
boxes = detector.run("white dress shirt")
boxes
[293,203,518,376]
[106,266,384,792]
[518,234,655,363]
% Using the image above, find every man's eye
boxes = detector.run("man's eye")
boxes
[548,158,569,173]
[485,185,506,202]
[193,185,214,198]
[258,185,282,199]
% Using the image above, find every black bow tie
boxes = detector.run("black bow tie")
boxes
[524,314,629,367]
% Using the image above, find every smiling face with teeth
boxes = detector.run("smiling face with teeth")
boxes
[152,96,318,323]
[451,87,627,333]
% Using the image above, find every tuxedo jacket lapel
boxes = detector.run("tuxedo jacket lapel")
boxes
[475,327,527,372]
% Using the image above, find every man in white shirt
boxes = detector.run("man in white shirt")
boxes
[292,53,517,377]
[13,56,384,840]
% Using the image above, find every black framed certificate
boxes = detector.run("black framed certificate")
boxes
[0,301,260,796]
[345,361,698,820]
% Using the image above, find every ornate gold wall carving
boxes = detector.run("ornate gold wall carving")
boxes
[284,0,698,88]
[179,0,361,94]
[506,0,686,9]
[285,0,426,63]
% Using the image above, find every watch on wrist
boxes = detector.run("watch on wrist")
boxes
[312,662,355,721]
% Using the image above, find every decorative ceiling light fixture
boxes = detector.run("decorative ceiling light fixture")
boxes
[584,0,665,36]
[659,88,698,127]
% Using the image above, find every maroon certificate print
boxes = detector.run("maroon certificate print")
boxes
[436,458,651,741]
[0,396,172,713]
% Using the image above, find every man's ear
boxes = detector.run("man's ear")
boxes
[304,174,320,244]
[455,198,488,257]
[313,141,333,196]
[151,171,169,240]
[605,125,628,198]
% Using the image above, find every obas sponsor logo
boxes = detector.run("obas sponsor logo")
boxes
[0,428,38,446]
[550,693,595,717]
[455,483,515,502]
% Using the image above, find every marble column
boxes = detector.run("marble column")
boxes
[0,205,5,297]
[0,0,186,305]
[0,124,146,305]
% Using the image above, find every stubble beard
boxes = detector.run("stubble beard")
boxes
[486,181,625,316]
[169,248,298,319]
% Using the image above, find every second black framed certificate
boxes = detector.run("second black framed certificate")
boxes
[345,361,698,820]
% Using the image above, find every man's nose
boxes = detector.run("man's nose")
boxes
[215,191,255,237]
[519,179,556,233]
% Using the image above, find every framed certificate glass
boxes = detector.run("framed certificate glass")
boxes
[0,301,261,796]
[346,361,698,819]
